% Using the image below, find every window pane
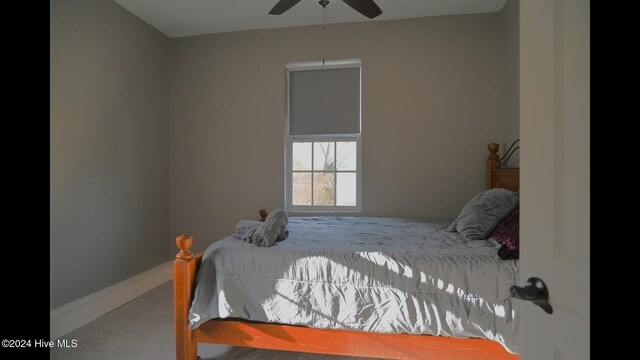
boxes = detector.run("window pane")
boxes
[336,141,357,171]
[292,142,312,171]
[336,172,357,206]
[313,142,335,171]
[292,172,312,205]
[313,172,335,206]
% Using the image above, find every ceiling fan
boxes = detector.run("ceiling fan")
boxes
[269,0,383,19]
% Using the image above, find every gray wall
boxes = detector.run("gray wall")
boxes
[50,0,170,309]
[169,14,505,253]
[498,0,520,166]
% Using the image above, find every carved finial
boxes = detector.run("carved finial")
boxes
[488,143,500,158]
[259,209,269,222]
[176,235,193,260]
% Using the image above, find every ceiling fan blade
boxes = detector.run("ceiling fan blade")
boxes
[269,0,303,15]
[342,0,383,19]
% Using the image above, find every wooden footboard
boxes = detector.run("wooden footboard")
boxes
[174,235,203,360]
[193,319,517,360]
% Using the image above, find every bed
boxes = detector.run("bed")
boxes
[174,143,520,360]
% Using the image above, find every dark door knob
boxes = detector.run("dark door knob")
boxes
[510,277,553,314]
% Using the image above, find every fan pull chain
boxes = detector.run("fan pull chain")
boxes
[322,6,327,65]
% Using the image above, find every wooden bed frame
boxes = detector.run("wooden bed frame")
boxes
[174,143,519,360]
[487,143,519,191]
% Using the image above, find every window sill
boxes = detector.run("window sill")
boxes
[286,210,362,217]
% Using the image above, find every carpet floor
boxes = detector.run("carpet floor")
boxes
[51,281,373,360]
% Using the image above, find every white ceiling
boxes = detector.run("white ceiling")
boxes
[113,0,508,38]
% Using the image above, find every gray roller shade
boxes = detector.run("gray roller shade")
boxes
[289,67,360,135]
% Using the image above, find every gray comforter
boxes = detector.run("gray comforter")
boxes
[188,217,519,354]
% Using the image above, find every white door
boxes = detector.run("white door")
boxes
[519,0,589,359]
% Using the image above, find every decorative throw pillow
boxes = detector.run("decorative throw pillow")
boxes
[490,208,519,250]
[497,244,519,260]
[447,188,519,241]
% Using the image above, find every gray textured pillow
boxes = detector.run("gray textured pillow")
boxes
[447,188,519,240]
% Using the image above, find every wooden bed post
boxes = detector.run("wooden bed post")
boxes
[174,235,198,360]
[487,143,501,188]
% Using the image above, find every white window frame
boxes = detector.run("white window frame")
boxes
[284,59,362,213]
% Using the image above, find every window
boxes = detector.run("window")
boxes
[285,60,361,212]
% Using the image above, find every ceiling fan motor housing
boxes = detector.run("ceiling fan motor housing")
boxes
[270,0,382,19]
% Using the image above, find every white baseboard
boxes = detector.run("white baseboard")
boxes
[50,261,173,340]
